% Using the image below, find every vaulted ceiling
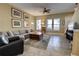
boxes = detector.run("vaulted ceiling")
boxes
[9,3,76,16]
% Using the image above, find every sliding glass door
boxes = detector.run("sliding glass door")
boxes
[36,19,41,31]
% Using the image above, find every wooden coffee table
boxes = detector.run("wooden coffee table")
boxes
[29,32,43,40]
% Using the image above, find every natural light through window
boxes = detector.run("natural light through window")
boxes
[54,18,60,31]
[47,19,52,31]
[36,19,41,31]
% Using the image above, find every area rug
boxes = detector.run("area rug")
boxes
[25,34,50,50]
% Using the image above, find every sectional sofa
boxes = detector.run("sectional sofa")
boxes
[0,29,31,56]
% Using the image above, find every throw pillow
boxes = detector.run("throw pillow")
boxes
[0,37,5,46]
[19,30,26,34]
[13,31,20,35]
[6,32,11,36]
[9,31,14,36]
[25,30,28,33]
[0,33,9,44]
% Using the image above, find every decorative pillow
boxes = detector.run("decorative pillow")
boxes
[13,31,20,35]
[0,33,9,45]
[0,37,4,44]
[30,29,33,32]
[9,31,14,36]
[0,37,6,46]
[0,32,2,35]
[25,30,28,33]
[6,32,11,36]
[19,30,26,34]
[4,32,9,37]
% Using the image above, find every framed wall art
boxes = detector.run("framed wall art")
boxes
[11,8,22,18]
[23,13,29,19]
[12,19,21,28]
[24,20,29,27]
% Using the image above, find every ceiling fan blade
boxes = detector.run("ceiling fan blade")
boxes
[42,8,51,14]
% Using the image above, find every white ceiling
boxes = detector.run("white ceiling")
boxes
[9,3,76,16]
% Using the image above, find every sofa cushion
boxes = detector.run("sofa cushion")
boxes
[25,30,28,33]
[8,36,20,43]
[0,32,3,45]
[8,31,14,37]
[13,31,20,35]
[0,37,5,46]
[19,30,26,34]
[6,32,11,36]
[0,32,2,35]
[30,29,34,32]
[4,32,9,37]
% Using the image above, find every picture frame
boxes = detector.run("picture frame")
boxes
[23,13,29,19]
[11,8,22,18]
[24,20,29,27]
[12,19,21,28]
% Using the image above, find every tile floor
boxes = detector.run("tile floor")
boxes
[21,34,71,56]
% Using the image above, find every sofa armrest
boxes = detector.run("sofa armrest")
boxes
[0,39,24,56]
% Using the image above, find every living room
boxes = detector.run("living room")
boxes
[0,3,79,56]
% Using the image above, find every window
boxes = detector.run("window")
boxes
[46,19,52,31]
[36,19,41,31]
[65,15,73,30]
[53,18,60,31]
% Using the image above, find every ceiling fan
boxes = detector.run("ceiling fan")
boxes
[43,8,51,14]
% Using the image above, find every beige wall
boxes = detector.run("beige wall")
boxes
[0,3,35,32]
[71,4,79,56]
[0,4,11,32]
[35,12,74,34]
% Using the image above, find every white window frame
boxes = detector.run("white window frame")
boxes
[36,19,41,31]
[53,18,60,31]
[46,19,53,32]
